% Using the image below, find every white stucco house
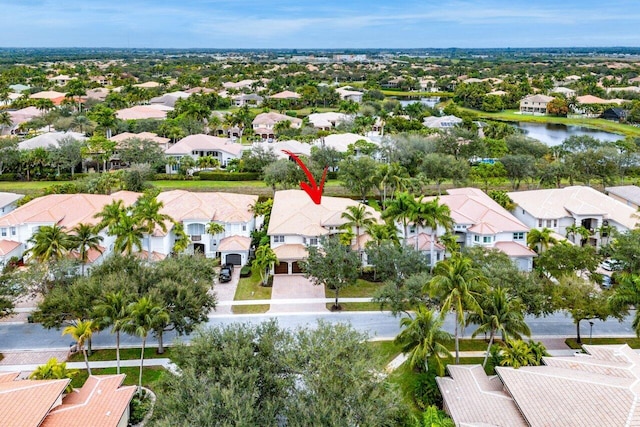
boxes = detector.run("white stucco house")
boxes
[165,134,245,173]
[0,193,24,216]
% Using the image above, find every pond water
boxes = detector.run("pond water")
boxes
[397,97,441,108]
[512,122,624,146]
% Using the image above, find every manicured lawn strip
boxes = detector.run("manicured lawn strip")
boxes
[463,108,640,138]
[323,279,383,298]
[444,339,496,352]
[232,304,270,314]
[565,337,640,349]
[232,267,271,314]
[366,340,404,367]
[67,347,173,362]
[328,302,380,311]
[0,181,58,193]
[70,366,166,390]
[381,90,454,97]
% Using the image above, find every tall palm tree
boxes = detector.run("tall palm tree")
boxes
[94,291,130,374]
[527,227,557,253]
[608,273,640,336]
[125,296,169,395]
[0,111,13,134]
[94,199,127,233]
[70,223,103,275]
[112,213,144,255]
[26,225,73,263]
[254,245,278,286]
[365,222,399,247]
[382,192,417,246]
[565,223,581,245]
[413,198,453,270]
[467,287,531,367]
[62,319,97,375]
[395,305,452,375]
[133,193,171,261]
[341,204,375,263]
[428,254,487,363]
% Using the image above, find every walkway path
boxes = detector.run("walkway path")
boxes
[0,358,173,373]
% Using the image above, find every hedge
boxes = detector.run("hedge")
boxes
[0,173,17,181]
[240,266,252,277]
[198,172,261,181]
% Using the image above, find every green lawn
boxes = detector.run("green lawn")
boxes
[67,347,173,362]
[0,181,58,194]
[324,279,384,311]
[70,366,166,390]
[565,337,640,349]
[381,90,454,97]
[366,340,404,367]
[232,267,272,314]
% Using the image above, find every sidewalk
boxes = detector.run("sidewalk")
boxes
[0,358,172,373]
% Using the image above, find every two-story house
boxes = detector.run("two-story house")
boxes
[252,112,303,141]
[519,94,554,115]
[267,190,381,274]
[165,134,245,174]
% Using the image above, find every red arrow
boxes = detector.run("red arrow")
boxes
[282,150,328,204]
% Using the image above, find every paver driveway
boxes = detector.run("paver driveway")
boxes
[268,275,327,313]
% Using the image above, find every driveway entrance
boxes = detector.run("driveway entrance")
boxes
[268,275,327,313]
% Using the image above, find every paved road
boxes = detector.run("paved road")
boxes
[0,311,636,352]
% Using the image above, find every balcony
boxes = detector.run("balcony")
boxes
[190,235,201,242]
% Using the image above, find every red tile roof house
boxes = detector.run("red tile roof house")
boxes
[164,134,245,174]
[415,188,535,271]
[267,190,382,274]
[0,372,135,427]
[251,112,303,141]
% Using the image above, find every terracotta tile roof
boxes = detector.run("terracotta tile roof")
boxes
[0,240,22,256]
[134,250,167,262]
[0,192,140,229]
[273,244,307,260]
[157,190,257,223]
[41,375,136,427]
[493,241,537,257]
[29,90,66,100]
[115,106,167,120]
[267,190,381,236]
[0,377,69,427]
[252,112,303,127]
[165,134,244,156]
[109,132,170,147]
[577,94,610,104]
[508,186,637,230]
[69,245,105,264]
[218,235,251,252]
[270,90,301,99]
[0,372,19,383]
[405,233,446,252]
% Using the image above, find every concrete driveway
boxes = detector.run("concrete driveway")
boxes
[212,267,240,315]
[268,275,327,313]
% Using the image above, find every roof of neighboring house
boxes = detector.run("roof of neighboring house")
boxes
[251,140,312,159]
[185,87,217,94]
[252,112,303,127]
[85,88,109,100]
[9,84,30,92]
[0,377,70,427]
[405,233,446,252]
[422,115,462,128]
[576,94,611,104]
[115,106,167,120]
[157,190,257,224]
[268,190,381,236]
[426,188,528,233]
[134,250,167,262]
[9,106,43,125]
[551,86,575,94]
[0,192,24,209]
[269,90,301,99]
[273,243,308,260]
[132,81,161,88]
[18,131,87,150]
[69,245,105,264]
[494,241,537,257]
[335,87,363,97]
[109,132,170,147]
[165,134,244,156]
[508,186,637,229]
[0,240,22,256]
[521,94,554,103]
[605,185,640,206]
[218,235,251,252]
[41,375,135,427]
[0,191,140,229]
[29,90,66,100]
[307,112,349,128]
[316,133,376,153]
[487,90,507,96]
[149,91,190,107]
[222,79,255,89]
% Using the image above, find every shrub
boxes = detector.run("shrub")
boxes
[198,172,260,181]
[129,390,153,425]
[240,266,252,277]
[0,173,17,181]
[285,110,298,118]
[411,370,443,409]
[153,173,187,181]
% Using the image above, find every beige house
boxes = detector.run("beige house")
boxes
[165,134,244,173]
[439,344,640,427]
[519,94,554,114]
[267,190,381,274]
[252,112,303,141]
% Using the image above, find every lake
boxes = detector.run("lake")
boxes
[513,122,624,146]
[397,97,440,108]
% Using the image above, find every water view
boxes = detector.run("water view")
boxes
[513,122,624,146]
[397,97,441,108]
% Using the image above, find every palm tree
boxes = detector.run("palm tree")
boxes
[94,291,130,374]
[172,222,190,254]
[254,245,278,286]
[565,223,581,245]
[94,199,127,232]
[206,222,225,237]
[0,111,12,134]
[26,225,73,263]
[341,204,375,263]
[133,193,172,261]
[499,339,537,369]
[29,358,77,393]
[413,198,453,270]
[597,223,614,247]
[395,306,452,375]
[608,273,640,336]
[365,222,399,247]
[125,296,169,395]
[527,227,557,253]
[70,223,103,275]
[467,287,531,368]
[383,192,417,246]
[112,213,144,255]
[62,319,97,375]
[428,254,487,363]
[71,114,93,134]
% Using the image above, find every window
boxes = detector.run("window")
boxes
[308,237,318,246]
[242,224,247,231]
[474,235,480,242]
[538,219,543,227]
[546,220,552,227]
[273,235,285,243]
[553,219,558,228]
[0,228,5,237]
[483,236,492,244]
[513,232,525,240]
[10,227,16,236]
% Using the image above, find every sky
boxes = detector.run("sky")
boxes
[1,0,639,49]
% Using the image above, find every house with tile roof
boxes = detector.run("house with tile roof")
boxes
[149,91,190,108]
[251,140,312,160]
[252,112,303,141]
[519,94,554,114]
[508,186,637,248]
[335,86,364,103]
[267,190,381,274]
[165,134,245,174]
[416,188,535,271]
[0,192,24,216]
[115,105,168,120]
[605,185,640,210]
[438,344,640,427]
[0,373,135,427]
[307,112,349,130]
[18,131,87,150]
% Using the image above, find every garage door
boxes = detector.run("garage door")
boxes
[292,261,304,274]
[225,254,242,265]
[275,262,289,274]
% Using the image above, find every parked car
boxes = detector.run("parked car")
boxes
[600,259,622,271]
[219,264,234,282]
[601,274,612,290]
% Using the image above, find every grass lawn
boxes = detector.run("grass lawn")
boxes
[0,181,58,194]
[444,339,497,352]
[232,267,271,314]
[565,337,640,349]
[70,366,166,390]
[324,279,384,311]
[381,90,454,97]
[67,347,173,362]
[366,340,404,367]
